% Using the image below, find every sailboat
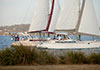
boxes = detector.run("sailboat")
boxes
[11,0,60,47]
[37,0,100,49]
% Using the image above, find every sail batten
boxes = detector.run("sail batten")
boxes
[29,0,49,32]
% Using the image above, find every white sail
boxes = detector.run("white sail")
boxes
[78,0,100,36]
[48,0,60,32]
[29,0,49,32]
[55,0,80,32]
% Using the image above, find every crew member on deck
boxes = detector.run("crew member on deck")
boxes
[17,35,19,41]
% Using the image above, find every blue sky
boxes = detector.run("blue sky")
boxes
[0,0,100,26]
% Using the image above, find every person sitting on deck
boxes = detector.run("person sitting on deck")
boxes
[57,34,62,40]
[15,35,18,41]
[63,35,69,40]
[17,35,19,41]
[53,35,56,40]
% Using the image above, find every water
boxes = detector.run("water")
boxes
[0,35,14,49]
[0,35,30,49]
[69,35,100,41]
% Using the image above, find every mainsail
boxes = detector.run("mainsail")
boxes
[48,0,60,32]
[29,0,49,32]
[29,0,60,33]
[77,0,100,36]
[55,0,80,33]
[55,0,100,36]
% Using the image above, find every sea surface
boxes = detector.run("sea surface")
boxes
[0,35,14,49]
[0,35,100,53]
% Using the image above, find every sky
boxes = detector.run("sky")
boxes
[0,0,100,26]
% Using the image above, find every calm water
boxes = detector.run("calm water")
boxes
[0,35,30,49]
[0,35,14,49]
[0,35,100,53]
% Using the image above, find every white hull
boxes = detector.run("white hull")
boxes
[37,40,100,50]
[11,40,40,47]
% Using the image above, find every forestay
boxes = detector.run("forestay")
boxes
[78,0,100,36]
[55,0,80,32]
[29,0,49,32]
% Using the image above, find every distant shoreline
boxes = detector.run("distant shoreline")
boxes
[0,24,29,34]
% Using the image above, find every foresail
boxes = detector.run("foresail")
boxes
[55,0,80,33]
[78,0,100,36]
[48,0,60,32]
[29,0,49,32]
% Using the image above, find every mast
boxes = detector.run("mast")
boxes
[75,0,86,34]
[48,0,60,33]
[46,0,55,31]
[75,0,85,40]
